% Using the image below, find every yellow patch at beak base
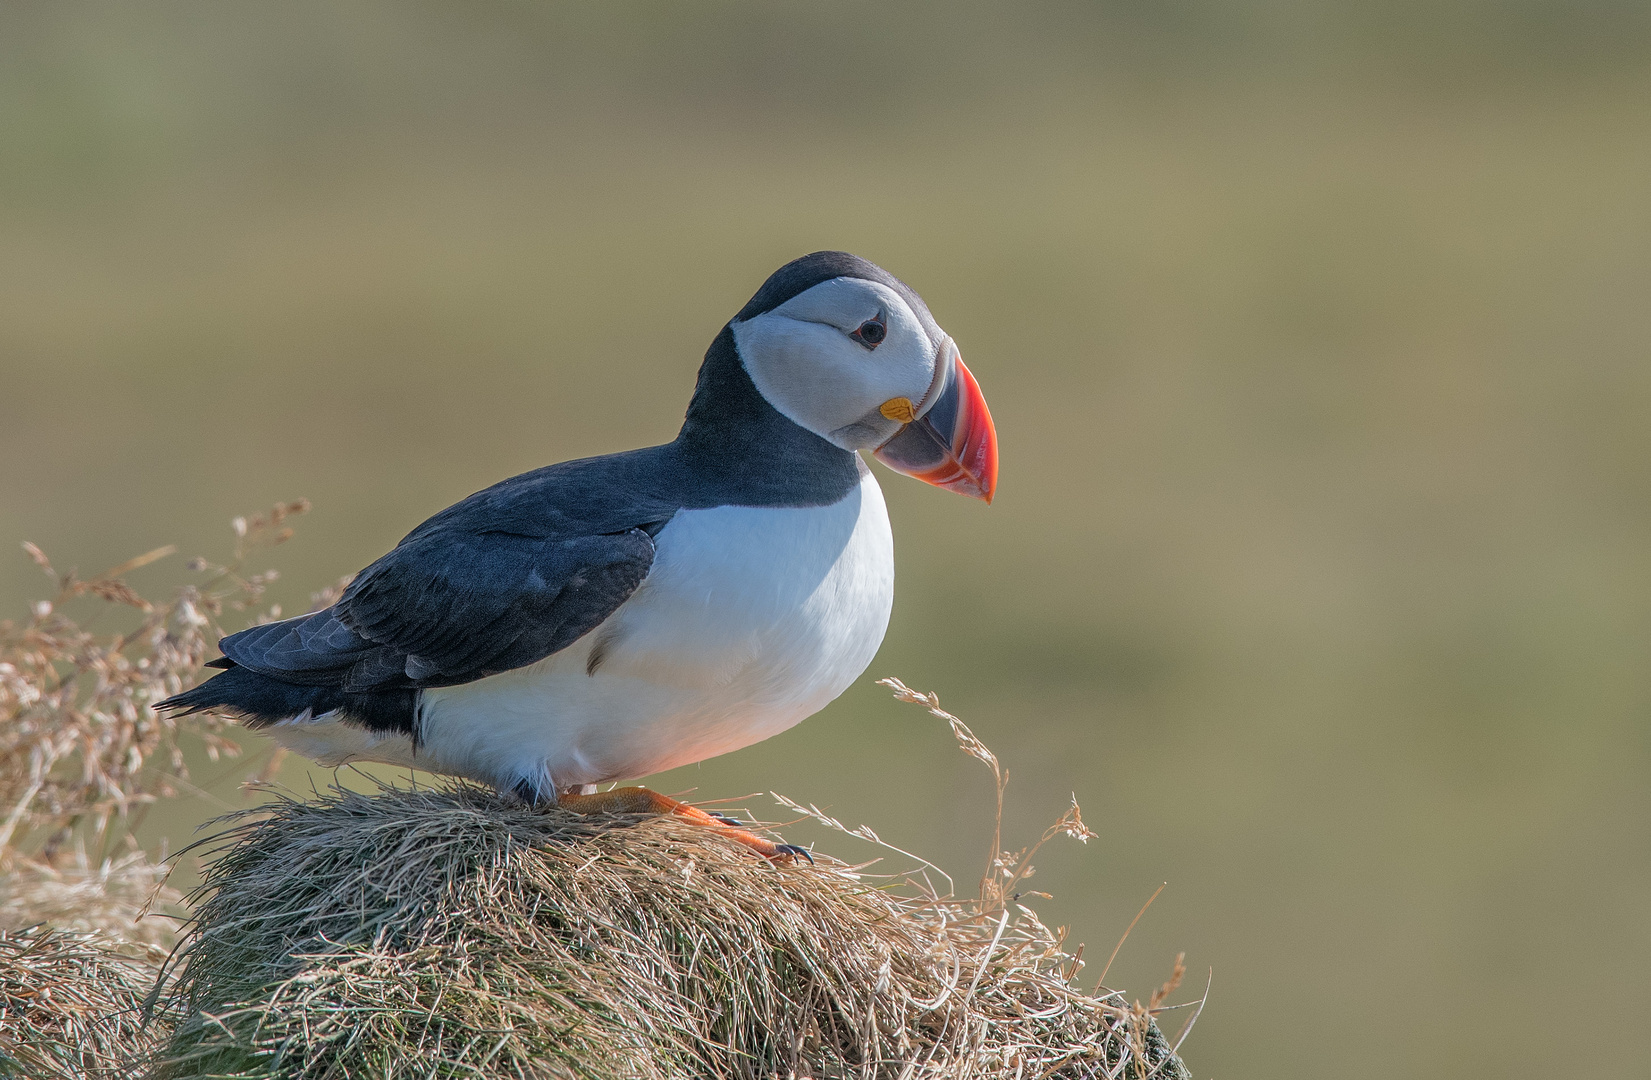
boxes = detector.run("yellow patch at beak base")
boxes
[879,397,917,424]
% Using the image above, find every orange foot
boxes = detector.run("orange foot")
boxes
[555,785,812,865]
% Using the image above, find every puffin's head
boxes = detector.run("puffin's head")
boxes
[730,251,998,502]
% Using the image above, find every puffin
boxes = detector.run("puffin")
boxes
[159,251,998,862]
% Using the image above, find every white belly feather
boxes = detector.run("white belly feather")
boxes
[266,467,895,794]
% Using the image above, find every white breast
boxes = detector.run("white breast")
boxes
[275,466,895,796]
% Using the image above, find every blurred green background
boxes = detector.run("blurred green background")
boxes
[4,2,1650,1076]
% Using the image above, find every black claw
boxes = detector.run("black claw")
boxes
[774,843,814,865]
[704,813,810,864]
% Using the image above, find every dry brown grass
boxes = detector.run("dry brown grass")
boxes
[0,849,178,949]
[147,783,1189,1079]
[0,924,167,1079]
[0,501,307,864]
[142,682,1196,1080]
[0,506,306,1077]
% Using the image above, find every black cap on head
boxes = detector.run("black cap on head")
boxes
[733,251,944,349]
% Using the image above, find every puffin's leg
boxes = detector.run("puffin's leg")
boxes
[554,785,812,865]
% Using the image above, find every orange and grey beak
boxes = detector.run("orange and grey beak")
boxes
[872,337,998,502]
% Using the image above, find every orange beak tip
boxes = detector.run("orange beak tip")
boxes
[871,351,998,503]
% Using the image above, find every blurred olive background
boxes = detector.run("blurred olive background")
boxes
[4,2,1651,1076]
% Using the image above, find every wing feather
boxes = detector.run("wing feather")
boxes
[217,527,657,692]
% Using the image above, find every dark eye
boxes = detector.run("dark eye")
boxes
[853,318,887,347]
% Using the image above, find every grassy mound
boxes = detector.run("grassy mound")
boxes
[0,853,179,1077]
[150,784,1191,1079]
[0,925,166,1079]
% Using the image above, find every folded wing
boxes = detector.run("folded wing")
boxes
[218,527,656,692]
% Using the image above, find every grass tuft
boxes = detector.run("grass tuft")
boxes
[0,925,166,1079]
[148,781,1190,1079]
[0,507,307,1078]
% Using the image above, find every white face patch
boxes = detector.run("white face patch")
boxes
[731,278,941,450]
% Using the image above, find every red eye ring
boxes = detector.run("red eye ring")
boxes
[853,318,887,347]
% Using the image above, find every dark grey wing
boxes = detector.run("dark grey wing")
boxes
[216,607,381,686]
[218,527,656,692]
[335,528,655,688]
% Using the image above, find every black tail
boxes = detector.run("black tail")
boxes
[156,663,419,738]
[155,663,341,725]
